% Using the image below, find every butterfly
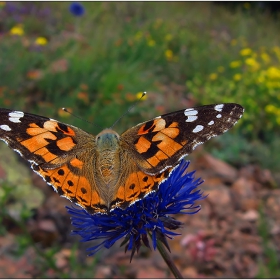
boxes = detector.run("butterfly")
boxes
[0,103,244,214]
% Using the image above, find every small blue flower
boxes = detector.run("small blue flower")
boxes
[66,160,205,260]
[69,2,85,17]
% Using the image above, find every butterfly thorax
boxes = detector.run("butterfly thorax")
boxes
[95,129,121,188]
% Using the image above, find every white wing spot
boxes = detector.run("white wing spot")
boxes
[216,114,222,119]
[0,124,12,131]
[9,111,24,123]
[184,109,198,122]
[208,120,214,125]
[192,125,204,133]
[184,108,195,112]
[184,109,198,116]
[214,104,224,112]
[186,115,198,122]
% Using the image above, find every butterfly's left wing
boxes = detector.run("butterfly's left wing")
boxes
[0,108,109,214]
[120,103,244,175]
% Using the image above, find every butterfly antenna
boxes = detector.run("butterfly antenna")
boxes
[110,92,146,129]
[62,108,102,129]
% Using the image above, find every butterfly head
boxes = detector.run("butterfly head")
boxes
[95,129,120,151]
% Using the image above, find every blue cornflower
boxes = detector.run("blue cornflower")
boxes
[69,2,85,17]
[66,160,205,260]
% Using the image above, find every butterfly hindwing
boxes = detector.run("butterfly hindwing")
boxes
[120,103,244,174]
[110,154,173,210]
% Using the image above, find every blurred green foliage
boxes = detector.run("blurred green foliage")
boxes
[0,2,279,168]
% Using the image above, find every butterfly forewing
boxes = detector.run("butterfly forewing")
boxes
[121,103,244,174]
[0,109,91,166]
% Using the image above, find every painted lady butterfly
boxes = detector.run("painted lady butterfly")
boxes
[0,103,244,214]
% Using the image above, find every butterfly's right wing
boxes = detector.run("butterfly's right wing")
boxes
[120,103,244,175]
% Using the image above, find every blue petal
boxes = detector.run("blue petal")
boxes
[69,2,85,16]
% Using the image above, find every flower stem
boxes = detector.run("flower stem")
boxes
[157,239,183,279]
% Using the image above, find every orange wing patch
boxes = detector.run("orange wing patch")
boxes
[137,118,166,135]
[43,120,76,136]
[32,163,106,213]
[20,133,58,162]
[134,136,151,153]
[69,157,84,169]
[56,137,76,151]
[152,131,183,156]
[112,168,171,210]
[18,121,78,163]
[132,119,186,169]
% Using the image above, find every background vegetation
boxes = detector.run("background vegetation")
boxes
[0,2,279,278]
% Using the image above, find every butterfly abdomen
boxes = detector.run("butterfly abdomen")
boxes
[94,129,122,203]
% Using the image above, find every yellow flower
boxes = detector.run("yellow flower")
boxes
[264,104,277,113]
[165,49,173,61]
[209,73,218,80]
[35,37,48,45]
[240,48,252,56]
[276,116,280,125]
[10,25,24,36]
[136,92,147,101]
[266,67,280,80]
[245,58,255,66]
[243,2,250,9]
[230,60,242,68]
[0,2,6,7]
[233,73,242,81]
[147,39,155,47]
[165,34,173,41]
[245,58,260,70]
[217,66,225,73]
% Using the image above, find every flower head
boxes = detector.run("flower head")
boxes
[35,37,48,46]
[67,160,205,260]
[69,2,85,17]
[10,25,24,36]
[136,92,147,101]
[209,73,218,81]
[240,48,252,56]
[165,49,174,61]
